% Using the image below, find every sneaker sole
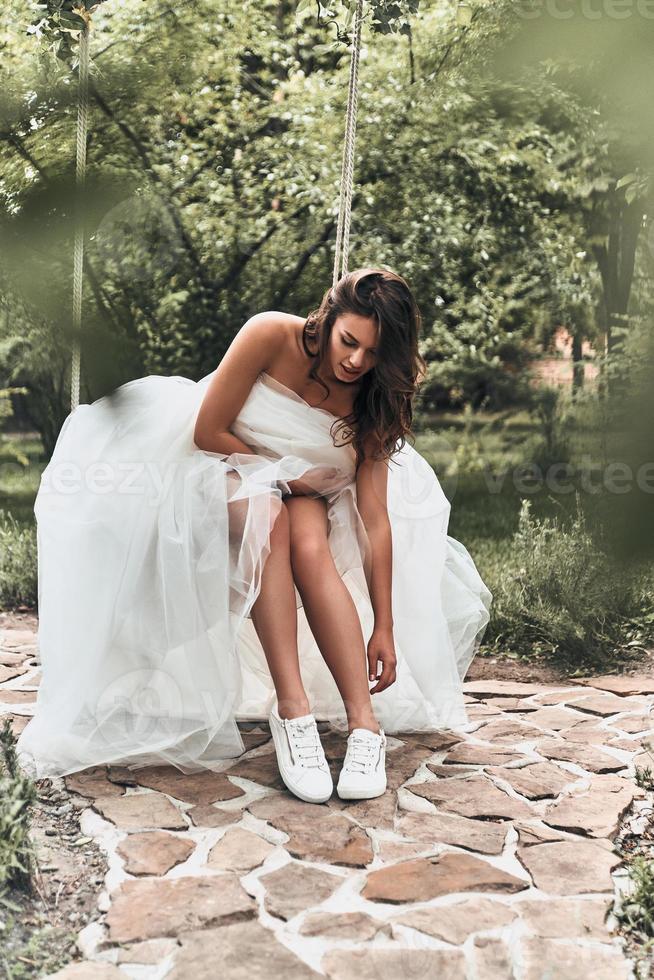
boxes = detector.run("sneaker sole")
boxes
[336,782,387,800]
[270,723,333,804]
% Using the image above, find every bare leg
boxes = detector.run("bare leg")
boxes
[286,496,380,735]
[248,500,311,721]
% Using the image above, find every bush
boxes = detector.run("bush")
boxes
[0,511,37,610]
[488,494,653,666]
[0,718,37,902]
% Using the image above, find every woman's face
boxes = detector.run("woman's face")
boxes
[327,313,379,384]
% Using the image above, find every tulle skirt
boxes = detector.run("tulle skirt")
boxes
[16,369,492,777]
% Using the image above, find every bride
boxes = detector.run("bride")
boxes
[16,267,492,804]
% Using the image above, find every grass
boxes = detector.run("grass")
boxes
[0,435,43,528]
[0,719,37,901]
[0,921,78,980]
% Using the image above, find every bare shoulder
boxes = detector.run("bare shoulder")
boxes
[193,311,291,449]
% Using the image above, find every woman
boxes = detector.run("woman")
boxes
[16,267,492,806]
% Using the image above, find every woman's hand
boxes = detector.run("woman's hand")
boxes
[367,625,397,694]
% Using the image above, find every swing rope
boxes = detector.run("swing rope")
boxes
[70,21,90,413]
[332,0,364,288]
[69,5,363,404]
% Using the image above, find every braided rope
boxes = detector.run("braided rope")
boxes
[70,22,90,413]
[332,0,364,288]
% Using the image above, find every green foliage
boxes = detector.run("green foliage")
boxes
[0,718,37,903]
[616,854,654,943]
[0,510,38,610]
[28,1,110,62]
[488,495,653,666]
[296,0,420,43]
[2,0,603,420]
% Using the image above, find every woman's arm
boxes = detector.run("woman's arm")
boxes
[356,435,393,629]
[356,434,397,692]
[193,312,285,456]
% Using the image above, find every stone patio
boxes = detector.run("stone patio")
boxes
[2,620,653,979]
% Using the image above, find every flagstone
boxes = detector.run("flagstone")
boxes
[575,675,654,696]
[520,937,631,980]
[226,751,286,790]
[0,688,36,703]
[247,795,373,867]
[398,730,462,752]
[168,921,320,979]
[396,809,509,855]
[515,822,568,846]
[92,793,188,831]
[0,651,27,665]
[255,862,343,921]
[633,747,654,770]
[1,629,38,647]
[383,742,436,789]
[520,705,590,730]
[607,736,642,751]
[106,874,256,942]
[571,693,647,717]
[106,765,139,786]
[468,718,546,742]
[556,719,616,743]
[426,763,478,777]
[523,689,588,706]
[613,714,654,733]
[376,838,438,862]
[116,830,195,875]
[7,713,30,736]
[486,697,538,711]
[471,936,513,980]
[327,790,397,830]
[362,852,528,903]
[463,681,559,698]
[117,937,178,964]
[392,895,517,944]
[240,731,272,751]
[465,703,505,718]
[65,766,126,799]
[516,838,620,894]
[321,947,466,980]
[0,664,27,683]
[207,826,275,872]
[16,669,41,687]
[543,774,637,839]
[405,774,534,820]
[299,910,391,940]
[442,743,528,766]
[129,765,245,805]
[486,761,577,800]
[535,738,625,773]
[186,804,241,829]
[514,896,613,939]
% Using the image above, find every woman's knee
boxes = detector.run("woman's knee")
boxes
[289,531,331,577]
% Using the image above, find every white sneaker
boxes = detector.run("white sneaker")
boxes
[337,727,387,800]
[269,704,333,804]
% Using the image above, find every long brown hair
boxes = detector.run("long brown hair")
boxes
[301,267,426,469]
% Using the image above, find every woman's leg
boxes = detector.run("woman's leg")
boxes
[286,496,380,735]
[248,500,310,721]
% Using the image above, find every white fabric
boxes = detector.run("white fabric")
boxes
[16,368,492,777]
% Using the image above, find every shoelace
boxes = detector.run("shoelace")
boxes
[285,718,325,768]
[343,733,380,774]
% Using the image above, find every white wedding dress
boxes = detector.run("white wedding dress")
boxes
[16,367,492,777]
